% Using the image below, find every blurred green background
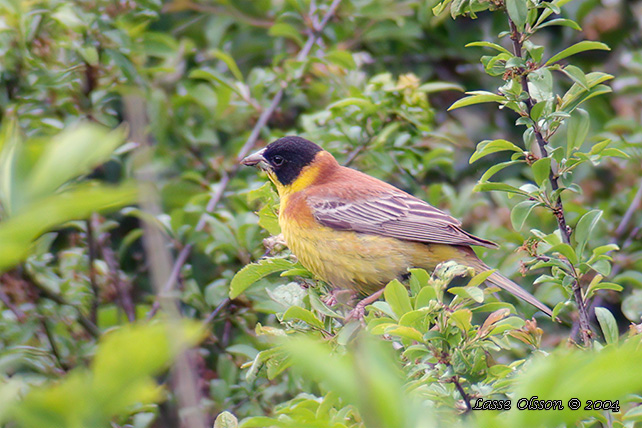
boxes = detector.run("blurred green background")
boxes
[0,0,641,427]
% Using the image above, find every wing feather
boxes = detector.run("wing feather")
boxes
[308,191,497,248]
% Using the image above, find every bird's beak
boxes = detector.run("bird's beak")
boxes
[241,148,267,168]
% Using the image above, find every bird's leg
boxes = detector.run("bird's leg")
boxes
[322,289,357,307]
[345,288,386,322]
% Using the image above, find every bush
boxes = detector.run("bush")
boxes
[1,0,641,427]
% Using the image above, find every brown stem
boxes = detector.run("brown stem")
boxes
[40,317,69,372]
[0,287,26,322]
[147,0,344,319]
[614,179,642,238]
[452,375,472,413]
[508,18,591,346]
[97,226,137,322]
[30,278,100,338]
[203,298,231,325]
[86,218,99,324]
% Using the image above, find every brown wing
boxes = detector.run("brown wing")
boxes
[308,191,498,248]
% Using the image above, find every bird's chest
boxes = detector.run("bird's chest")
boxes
[277,193,421,292]
[278,193,327,274]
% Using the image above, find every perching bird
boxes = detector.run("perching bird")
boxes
[241,136,552,318]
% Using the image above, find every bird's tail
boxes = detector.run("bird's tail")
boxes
[463,252,552,316]
[485,271,552,316]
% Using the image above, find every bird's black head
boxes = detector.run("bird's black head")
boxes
[241,136,323,186]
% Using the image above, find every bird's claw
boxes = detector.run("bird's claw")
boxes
[322,294,338,307]
[345,304,366,323]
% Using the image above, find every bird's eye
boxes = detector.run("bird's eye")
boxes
[272,155,285,166]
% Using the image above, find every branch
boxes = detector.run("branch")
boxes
[614,179,642,238]
[452,375,472,413]
[29,277,100,338]
[147,0,343,319]
[203,298,231,325]
[0,287,26,322]
[97,224,137,322]
[86,218,99,324]
[508,18,591,346]
[40,317,69,372]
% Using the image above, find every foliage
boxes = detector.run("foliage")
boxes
[1,0,642,427]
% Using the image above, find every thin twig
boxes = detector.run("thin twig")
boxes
[147,0,343,319]
[344,137,373,167]
[0,287,26,322]
[614,179,642,238]
[30,278,100,338]
[98,229,136,322]
[452,376,472,413]
[610,180,642,278]
[40,317,69,371]
[86,218,99,324]
[508,18,591,346]
[203,298,231,325]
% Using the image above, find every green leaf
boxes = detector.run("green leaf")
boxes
[530,100,548,121]
[545,41,611,66]
[469,139,523,163]
[622,291,642,322]
[432,0,452,16]
[547,243,579,265]
[560,72,614,112]
[480,160,524,182]
[528,68,553,102]
[465,41,513,55]
[257,204,280,235]
[614,271,642,287]
[417,81,464,93]
[399,309,430,328]
[508,337,642,427]
[567,108,590,157]
[327,97,376,112]
[189,68,244,97]
[282,306,325,329]
[449,286,484,303]
[325,50,356,69]
[535,18,582,31]
[385,325,424,342]
[467,269,495,288]
[585,276,623,300]
[488,316,525,335]
[25,125,126,206]
[0,184,137,273]
[212,49,244,82]
[268,22,305,46]
[595,307,618,345]
[510,200,539,231]
[450,308,472,332]
[473,182,529,196]
[560,65,589,90]
[13,322,202,428]
[591,244,619,258]
[214,411,238,428]
[414,285,437,309]
[408,268,430,295]
[575,210,602,258]
[229,258,296,298]
[531,157,551,187]
[506,0,528,31]
[448,92,506,111]
[601,148,630,158]
[384,279,412,319]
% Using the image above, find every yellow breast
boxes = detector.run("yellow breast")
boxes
[278,194,452,294]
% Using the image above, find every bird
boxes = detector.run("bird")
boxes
[241,136,552,318]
